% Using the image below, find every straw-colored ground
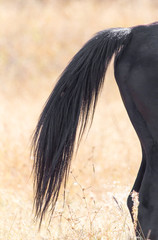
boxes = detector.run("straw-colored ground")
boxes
[0,0,158,239]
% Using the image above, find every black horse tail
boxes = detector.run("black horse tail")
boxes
[32,27,132,224]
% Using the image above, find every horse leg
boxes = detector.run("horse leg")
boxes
[115,87,158,237]
[113,81,151,231]
[116,89,156,237]
[136,143,158,239]
[127,147,146,220]
[114,64,157,237]
[126,68,158,239]
[115,52,158,238]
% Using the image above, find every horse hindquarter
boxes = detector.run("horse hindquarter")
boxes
[115,24,158,239]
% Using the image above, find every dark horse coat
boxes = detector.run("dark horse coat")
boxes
[32,22,158,239]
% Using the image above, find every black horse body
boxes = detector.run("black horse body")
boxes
[33,22,158,239]
[115,24,158,238]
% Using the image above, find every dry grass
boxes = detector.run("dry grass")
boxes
[0,0,158,239]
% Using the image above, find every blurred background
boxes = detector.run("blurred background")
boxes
[0,0,157,239]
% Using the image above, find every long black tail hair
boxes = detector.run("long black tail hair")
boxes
[32,27,132,224]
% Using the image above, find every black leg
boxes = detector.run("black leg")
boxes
[136,143,158,239]
[115,47,158,238]
[127,147,146,220]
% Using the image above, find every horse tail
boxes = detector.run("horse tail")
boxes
[32,27,132,224]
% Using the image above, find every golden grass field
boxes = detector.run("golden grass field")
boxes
[0,0,158,239]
